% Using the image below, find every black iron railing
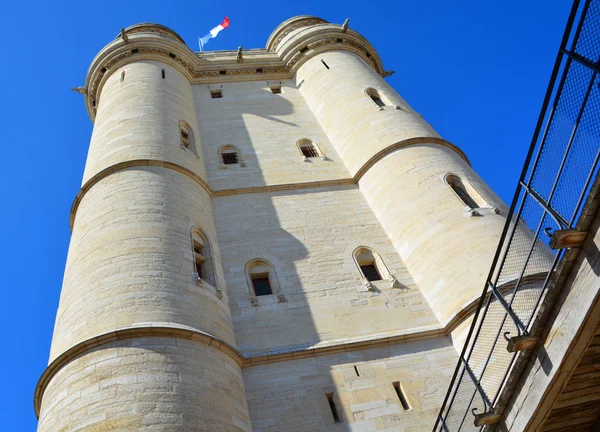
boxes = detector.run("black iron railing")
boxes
[434,0,600,430]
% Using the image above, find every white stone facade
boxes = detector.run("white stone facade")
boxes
[36,18,513,431]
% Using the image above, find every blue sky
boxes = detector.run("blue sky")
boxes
[0,0,572,429]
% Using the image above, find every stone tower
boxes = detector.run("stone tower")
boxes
[36,17,510,431]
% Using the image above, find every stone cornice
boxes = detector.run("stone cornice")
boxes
[34,268,540,419]
[33,324,244,418]
[68,137,470,230]
[34,288,481,419]
[83,20,384,121]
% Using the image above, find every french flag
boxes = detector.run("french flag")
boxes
[198,17,230,51]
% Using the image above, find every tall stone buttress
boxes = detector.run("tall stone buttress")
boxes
[36,17,522,431]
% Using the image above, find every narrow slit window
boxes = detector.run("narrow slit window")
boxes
[120,71,125,82]
[368,89,385,106]
[191,228,215,285]
[179,121,196,155]
[446,174,480,209]
[193,240,205,279]
[251,275,272,296]
[211,90,222,99]
[354,366,360,377]
[270,86,282,94]
[321,59,330,69]
[161,69,165,79]
[326,393,341,423]
[365,88,394,108]
[392,382,410,411]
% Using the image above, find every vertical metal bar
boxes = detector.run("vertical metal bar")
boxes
[544,66,597,215]
[441,365,469,427]
[525,0,588,187]
[570,146,600,225]
[461,357,493,409]
[526,57,572,188]
[525,250,564,331]
[431,2,585,430]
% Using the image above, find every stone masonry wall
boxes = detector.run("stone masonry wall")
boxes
[212,185,439,357]
[193,80,349,191]
[243,337,457,431]
[38,338,250,432]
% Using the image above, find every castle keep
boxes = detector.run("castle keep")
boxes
[37,17,525,431]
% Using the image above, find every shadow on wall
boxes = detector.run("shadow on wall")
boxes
[195,79,448,430]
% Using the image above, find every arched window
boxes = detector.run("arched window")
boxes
[353,246,401,290]
[219,145,245,168]
[365,88,392,108]
[354,248,383,282]
[445,174,486,210]
[191,228,215,286]
[246,259,286,305]
[180,121,197,156]
[297,139,325,160]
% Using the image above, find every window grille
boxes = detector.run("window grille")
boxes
[301,145,319,158]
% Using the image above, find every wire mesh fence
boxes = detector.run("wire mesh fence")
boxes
[434,1,600,430]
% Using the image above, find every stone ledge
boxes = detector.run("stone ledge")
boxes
[34,284,487,419]
[69,137,469,230]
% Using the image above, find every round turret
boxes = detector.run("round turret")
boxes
[36,23,250,432]
[293,34,508,327]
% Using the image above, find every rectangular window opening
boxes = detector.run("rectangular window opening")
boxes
[270,86,282,94]
[300,46,309,54]
[321,59,330,70]
[222,152,238,165]
[211,90,223,99]
[168,53,176,59]
[354,366,360,377]
[301,146,319,158]
[392,382,410,411]
[336,38,343,43]
[219,70,227,76]
[326,393,341,424]
[361,264,381,282]
[256,68,263,73]
[131,48,139,54]
[252,275,272,296]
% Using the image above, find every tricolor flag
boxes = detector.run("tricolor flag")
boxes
[198,17,230,51]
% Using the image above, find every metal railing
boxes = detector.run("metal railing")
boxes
[434,0,600,430]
